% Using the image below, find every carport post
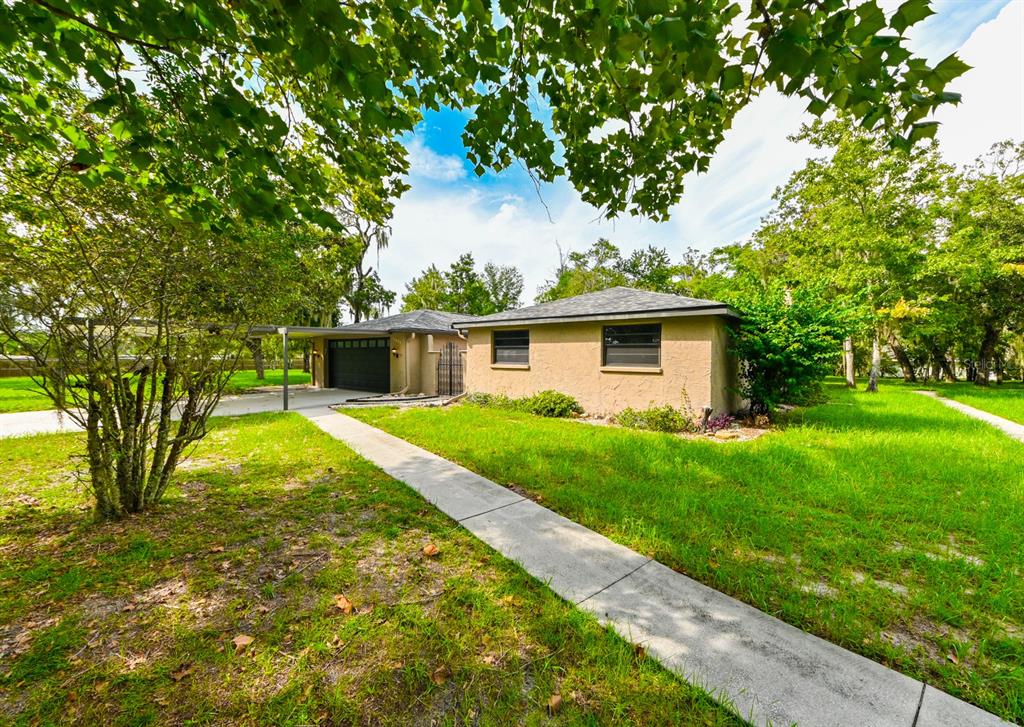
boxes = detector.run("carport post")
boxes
[278,327,289,411]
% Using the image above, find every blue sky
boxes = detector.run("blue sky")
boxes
[372,0,1023,309]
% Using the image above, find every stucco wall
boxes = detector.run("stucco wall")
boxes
[464,316,736,416]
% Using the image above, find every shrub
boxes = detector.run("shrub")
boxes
[465,390,583,418]
[615,404,695,433]
[518,390,584,418]
[725,283,859,417]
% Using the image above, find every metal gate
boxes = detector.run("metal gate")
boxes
[436,342,464,396]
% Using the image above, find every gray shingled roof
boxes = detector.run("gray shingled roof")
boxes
[340,309,480,334]
[452,287,736,328]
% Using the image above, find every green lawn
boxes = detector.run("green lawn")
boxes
[0,369,311,414]
[908,380,1024,426]
[0,414,735,726]
[348,383,1024,722]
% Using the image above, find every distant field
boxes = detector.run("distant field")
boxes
[0,369,311,414]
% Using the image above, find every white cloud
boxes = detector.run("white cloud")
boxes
[376,1,1023,312]
[933,0,1023,166]
[405,136,467,181]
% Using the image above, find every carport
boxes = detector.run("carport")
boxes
[252,310,478,412]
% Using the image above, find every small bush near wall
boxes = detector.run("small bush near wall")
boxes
[615,405,697,433]
[465,390,583,418]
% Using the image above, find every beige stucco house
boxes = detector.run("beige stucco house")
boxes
[303,310,476,396]
[452,287,740,416]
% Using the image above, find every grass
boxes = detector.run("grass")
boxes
[348,382,1024,722]
[905,379,1024,425]
[0,414,737,726]
[0,369,311,414]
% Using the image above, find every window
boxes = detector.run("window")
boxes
[493,329,529,364]
[603,324,661,367]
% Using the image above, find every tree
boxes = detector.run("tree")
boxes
[0,102,302,519]
[482,263,524,312]
[537,239,689,302]
[0,184,297,520]
[3,0,965,230]
[402,254,523,315]
[927,142,1024,385]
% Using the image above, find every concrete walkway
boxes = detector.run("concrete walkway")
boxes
[916,390,1024,443]
[302,407,1011,727]
[0,388,370,438]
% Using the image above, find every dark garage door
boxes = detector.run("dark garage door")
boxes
[327,338,390,392]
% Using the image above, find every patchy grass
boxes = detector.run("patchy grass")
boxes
[906,379,1024,425]
[221,369,311,394]
[0,378,51,414]
[0,369,311,414]
[348,382,1024,722]
[0,414,736,726]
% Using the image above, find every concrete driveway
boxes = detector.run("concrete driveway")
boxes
[0,387,372,438]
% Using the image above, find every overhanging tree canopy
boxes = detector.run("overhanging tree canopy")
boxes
[3,0,966,227]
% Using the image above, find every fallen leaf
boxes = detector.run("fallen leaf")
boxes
[634,644,647,660]
[422,543,440,557]
[947,652,959,665]
[547,693,562,715]
[232,634,254,652]
[333,594,354,614]
[170,663,193,681]
[430,665,450,685]
[256,605,270,614]
[209,545,225,553]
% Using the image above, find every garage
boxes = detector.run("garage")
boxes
[327,337,390,392]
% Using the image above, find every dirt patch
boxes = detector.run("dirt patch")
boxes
[881,615,971,664]
[890,538,985,568]
[800,580,838,598]
[851,571,910,597]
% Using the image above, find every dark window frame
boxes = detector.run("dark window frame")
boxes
[602,323,661,368]
[492,329,530,364]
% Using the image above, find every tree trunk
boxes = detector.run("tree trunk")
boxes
[303,345,311,374]
[975,324,999,387]
[866,333,882,393]
[843,337,856,388]
[888,332,916,383]
[995,355,1004,384]
[246,337,265,380]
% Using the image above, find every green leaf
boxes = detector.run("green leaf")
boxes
[891,0,934,35]
[908,120,939,143]
[932,53,971,84]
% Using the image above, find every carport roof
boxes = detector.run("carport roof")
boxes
[452,286,738,328]
[254,310,480,338]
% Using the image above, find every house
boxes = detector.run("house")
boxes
[304,310,478,395]
[452,287,740,416]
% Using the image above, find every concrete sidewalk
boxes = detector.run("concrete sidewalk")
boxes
[0,388,370,438]
[916,390,1024,443]
[302,407,1011,727]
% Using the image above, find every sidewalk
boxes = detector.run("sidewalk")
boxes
[301,407,1010,727]
[916,390,1024,443]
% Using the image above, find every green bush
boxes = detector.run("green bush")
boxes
[518,390,584,418]
[726,284,859,417]
[615,404,695,433]
[465,390,583,418]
